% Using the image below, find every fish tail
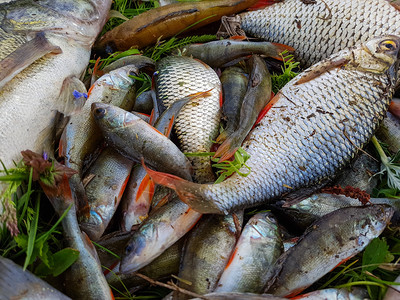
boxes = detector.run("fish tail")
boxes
[247,0,282,11]
[270,43,295,60]
[213,136,240,162]
[40,174,74,214]
[143,163,221,214]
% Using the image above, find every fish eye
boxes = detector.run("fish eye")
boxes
[128,70,136,76]
[379,40,397,51]
[125,244,133,254]
[93,107,106,119]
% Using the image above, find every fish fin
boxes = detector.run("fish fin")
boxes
[247,0,282,11]
[136,174,155,203]
[269,42,295,60]
[153,191,173,209]
[0,32,62,89]
[389,98,400,119]
[294,57,349,85]
[40,174,74,214]
[252,92,277,128]
[213,135,240,162]
[215,130,228,143]
[143,163,221,214]
[229,35,247,40]
[91,57,104,86]
[55,76,87,116]
[389,2,400,12]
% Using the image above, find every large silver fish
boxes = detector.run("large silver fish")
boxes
[0,0,111,171]
[146,35,400,214]
[240,0,400,67]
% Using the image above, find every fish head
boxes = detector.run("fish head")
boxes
[102,65,139,91]
[92,102,141,132]
[350,35,400,80]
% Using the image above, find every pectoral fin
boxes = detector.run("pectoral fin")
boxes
[0,32,62,89]
[56,76,87,116]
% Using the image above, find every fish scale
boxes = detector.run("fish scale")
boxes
[240,0,400,67]
[156,56,221,183]
[147,37,400,214]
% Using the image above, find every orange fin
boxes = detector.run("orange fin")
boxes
[270,42,295,60]
[213,138,239,163]
[136,174,155,203]
[229,35,247,40]
[142,161,221,214]
[247,0,283,11]
[389,98,400,119]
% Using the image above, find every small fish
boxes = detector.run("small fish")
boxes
[0,256,71,300]
[146,35,400,214]
[265,205,394,297]
[217,66,249,143]
[214,55,272,161]
[215,212,283,293]
[120,196,202,274]
[179,40,294,68]
[176,212,244,299]
[132,90,153,115]
[40,177,113,300]
[79,147,134,241]
[191,293,287,300]
[92,102,193,181]
[240,0,400,67]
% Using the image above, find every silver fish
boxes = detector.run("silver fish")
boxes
[0,0,111,170]
[376,111,400,154]
[240,0,400,67]
[147,35,400,214]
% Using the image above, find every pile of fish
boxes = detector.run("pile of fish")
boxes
[1,0,400,299]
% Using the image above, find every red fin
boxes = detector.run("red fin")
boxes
[219,89,223,108]
[270,43,295,60]
[389,98,400,119]
[104,260,119,276]
[136,174,155,203]
[153,192,172,209]
[87,83,96,98]
[149,108,155,125]
[165,115,175,137]
[224,247,238,270]
[253,92,280,128]
[118,174,131,201]
[285,287,308,298]
[229,35,247,40]
[92,57,104,80]
[247,0,282,11]
[213,140,239,163]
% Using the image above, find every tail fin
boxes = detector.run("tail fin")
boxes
[270,42,295,59]
[213,135,240,162]
[143,163,222,214]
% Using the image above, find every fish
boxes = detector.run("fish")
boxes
[120,196,202,273]
[155,56,221,183]
[239,0,400,67]
[132,90,153,115]
[59,64,139,215]
[175,212,243,299]
[94,0,259,53]
[92,102,193,181]
[215,212,283,293]
[376,111,400,154]
[265,205,394,297]
[40,176,113,300]
[389,97,400,118]
[0,256,71,300]
[179,40,294,68]
[384,274,400,300]
[79,147,134,241]
[217,66,249,143]
[0,0,111,171]
[146,35,400,214]
[214,55,272,161]
[190,293,287,300]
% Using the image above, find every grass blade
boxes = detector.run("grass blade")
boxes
[23,193,40,270]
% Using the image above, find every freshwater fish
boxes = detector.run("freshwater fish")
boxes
[217,66,248,143]
[179,40,294,68]
[176,213,243,299]
[240,0,400,67]
[214,55,272,161]
[215,212,282,293]
[146,35,400,214]
[265,205,394,297]
[376,111,400,154]
[0,0,111,171]
[92,103,193,181]
[0,256,71,300]
[155,56,221,183]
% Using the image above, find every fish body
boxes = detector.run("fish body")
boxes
[215,212,282,293]
[80,147,134,241]
[0,256,70,300]
[156,56,221,183]
[376,111,400,153]
[0,0,111,171]
[147,35,400,214]
[179,40,292,68]
[240,0,400,67]
[92,103,193,181]
[217,66,248,143]
[191,293,287,300]
[176,213,243,298]
[295,287,369,300]
[266,205,394,297]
